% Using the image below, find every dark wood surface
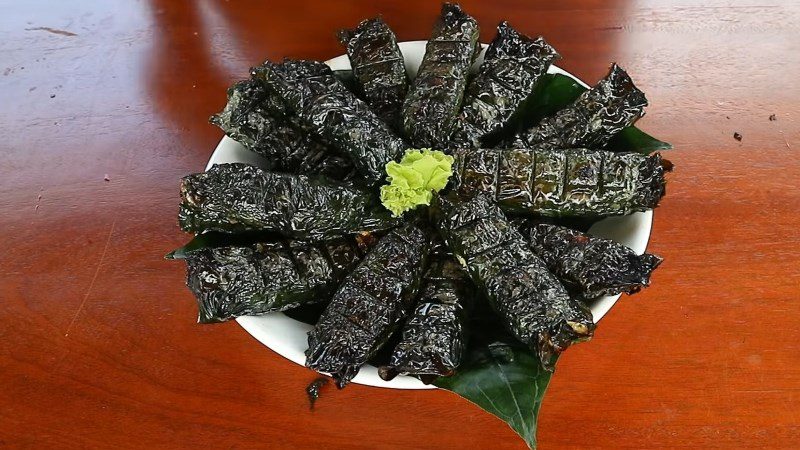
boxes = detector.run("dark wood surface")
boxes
[2,0,798,448]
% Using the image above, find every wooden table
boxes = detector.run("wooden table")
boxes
[2,1,798,448]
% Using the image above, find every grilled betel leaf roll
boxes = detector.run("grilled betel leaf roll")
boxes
[513,63,647,149]
[180,238,364,323]
[210,79,354,179]
[433,194,594,369]
[402,3,480,147]
[305,224,430,388]
[179,163,398,239]
[339,17,408,130]
[252,60,406,184]
[520,222,663,299]
[451,22,559,148]
[450,147,669,218]
[378,255,472,383]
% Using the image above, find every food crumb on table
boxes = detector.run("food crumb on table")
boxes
[306,377,330,410]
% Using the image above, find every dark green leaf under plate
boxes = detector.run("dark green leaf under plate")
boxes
[607,125,673,153]
[165,231,279,260]
[433,304,557,449]
[518,73,586,129]
[434,339,555,449]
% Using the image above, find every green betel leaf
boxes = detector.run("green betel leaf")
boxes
[607,125,673,153]
[434,341,555,449]
[433,305,557,449]
[506,73,672,155]
[522,73,586,127]
[165,231,279,259]
[165,233,223,260]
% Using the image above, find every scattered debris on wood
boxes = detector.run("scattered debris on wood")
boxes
[306,377,330,410]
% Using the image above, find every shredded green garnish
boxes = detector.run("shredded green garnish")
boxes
[380,149,454,217]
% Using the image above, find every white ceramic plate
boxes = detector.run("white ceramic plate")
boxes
[205,41,654,389]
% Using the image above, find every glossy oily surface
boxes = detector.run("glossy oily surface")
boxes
[223,40,651,389]
[513,63,647,149]
[210,79,353,178]
[433,194,595,367]
[305,224,430,388]
[177,236,364,323]
[178,163,397,238]
[402,4,480,147]
[521,223,663,299]
[2,1,799,449]
[339,17,408,129]
[452,21,560,147]
[380,256,472,383]
[450,147,668,217]
[251,60,406,184]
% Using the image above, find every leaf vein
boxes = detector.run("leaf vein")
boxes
[496,360,531,440]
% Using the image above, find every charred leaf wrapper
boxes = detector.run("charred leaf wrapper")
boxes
[178,163,398,240]
[452,21,560,148]
[339,17,408,131]
[450,147,669,218]
[305,224,431,388]
[209,79,354,179]
[379,255,473,383]
[252,59,406,184]
[402,3,480,148]
[514,63,648,150]
[182,238,364,323]
[521,223,663,299]
[433,194,595,369]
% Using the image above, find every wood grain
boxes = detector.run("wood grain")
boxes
[1,0,798,448]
